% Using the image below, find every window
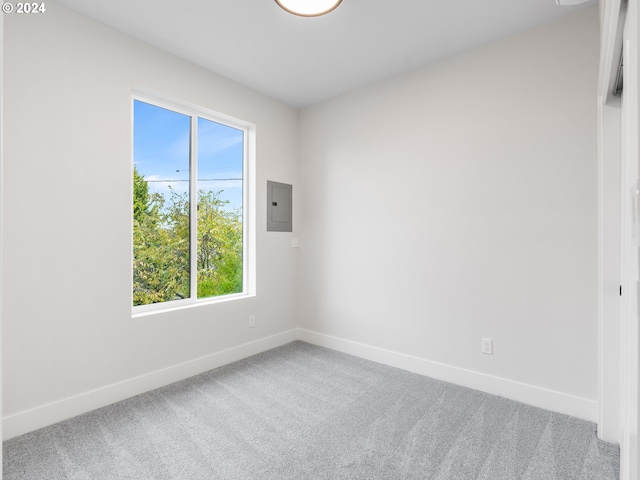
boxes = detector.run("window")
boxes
[132,96,252,313]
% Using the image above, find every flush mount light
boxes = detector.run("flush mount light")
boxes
[275,0,342,17]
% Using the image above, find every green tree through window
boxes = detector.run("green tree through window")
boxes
[133,99,245,308]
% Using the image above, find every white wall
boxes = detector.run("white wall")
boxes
[3,2,299,438]
[298,7,600,418]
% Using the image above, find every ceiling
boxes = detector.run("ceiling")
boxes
[53,0,598,109]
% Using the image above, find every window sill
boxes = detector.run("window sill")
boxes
[132,292,254,318]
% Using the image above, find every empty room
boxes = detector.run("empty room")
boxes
[2,0,639,479]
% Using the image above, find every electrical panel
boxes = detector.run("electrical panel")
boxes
[267,180,293,232]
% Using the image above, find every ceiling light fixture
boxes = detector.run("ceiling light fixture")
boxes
[275,0,342,17]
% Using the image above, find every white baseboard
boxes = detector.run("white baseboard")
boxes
[4,327,599,441]
[297,328,598,423]
[3,329,298,440]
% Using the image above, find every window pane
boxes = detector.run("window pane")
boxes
[133,100,191,306]
[196,117,244,299]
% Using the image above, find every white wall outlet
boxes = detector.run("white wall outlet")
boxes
[481,338,493,355]
[249,315,255,328]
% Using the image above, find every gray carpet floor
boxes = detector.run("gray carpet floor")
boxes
[4,341,620,479]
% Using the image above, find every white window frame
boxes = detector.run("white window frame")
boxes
[131,92,256,317]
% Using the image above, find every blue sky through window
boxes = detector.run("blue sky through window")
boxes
[198,117,244,213]
[133,100,244,212]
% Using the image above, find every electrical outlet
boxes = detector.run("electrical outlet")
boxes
[481,338,493,355]
[249,315,255,328]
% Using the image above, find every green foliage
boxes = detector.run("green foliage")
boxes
[133,166,150,224]
[133,170,243,307]
[197,190,243,298]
